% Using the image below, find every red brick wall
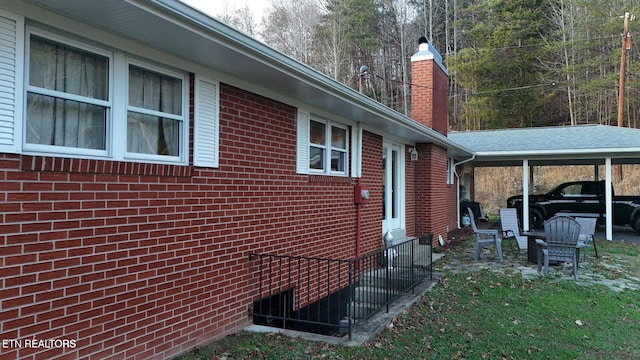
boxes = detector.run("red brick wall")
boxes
[413,143,455,242]
[432,64,449,136]
[410,54,456,241]
[410,60,448,136]
[358,132,384,255]
[0,84,386,360]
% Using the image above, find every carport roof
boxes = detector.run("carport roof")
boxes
[448,124,640,166]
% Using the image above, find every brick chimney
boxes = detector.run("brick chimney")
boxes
[411,37,448,135]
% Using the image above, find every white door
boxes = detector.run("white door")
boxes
[382,142,404,233]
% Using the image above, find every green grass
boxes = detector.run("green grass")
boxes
[590,240,640,281]
[174,239,640,360]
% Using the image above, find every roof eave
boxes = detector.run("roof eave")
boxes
[23,0,466,155]
[471,148,640,166]
[153,0,472,153]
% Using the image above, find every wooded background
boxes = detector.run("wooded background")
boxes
[215,0,638,131]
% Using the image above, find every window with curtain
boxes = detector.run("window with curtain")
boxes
[308,118,348,175]
[330,125,347,172]
[127,65,182,157]
[309,120,326,170]
[24,31,190,164]
[26,35,108,150]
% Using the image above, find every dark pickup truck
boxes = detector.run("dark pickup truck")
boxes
[507,180,640,233]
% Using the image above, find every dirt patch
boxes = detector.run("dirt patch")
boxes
[436,227,474,251]
[438,227,640,292]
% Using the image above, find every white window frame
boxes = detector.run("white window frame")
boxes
[123,58,188,163]
[24,28,113,158]
[307,116,349,176]
[329,123,349,175]
[23,27,189,165]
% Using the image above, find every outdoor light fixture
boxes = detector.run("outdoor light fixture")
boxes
[409,147,418,161]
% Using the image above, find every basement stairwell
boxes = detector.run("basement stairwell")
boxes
[248,232,434,340]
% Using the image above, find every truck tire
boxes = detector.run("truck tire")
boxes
[530,209,544,229]
[633,216,640,234]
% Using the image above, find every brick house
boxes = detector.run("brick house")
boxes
[0,1,472,359]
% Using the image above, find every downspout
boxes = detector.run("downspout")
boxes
[453,154,476,229]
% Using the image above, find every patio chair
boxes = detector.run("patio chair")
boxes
[536,216,581,280]
[574,217,598,261]
[499,208,528,253]
[468,207,503,261]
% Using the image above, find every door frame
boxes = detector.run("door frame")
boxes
[382,140,405,234]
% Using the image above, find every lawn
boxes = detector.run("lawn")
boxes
[174,237,640,360]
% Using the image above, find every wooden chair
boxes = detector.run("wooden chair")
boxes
[468,207,503,261]
[536,216,581,280]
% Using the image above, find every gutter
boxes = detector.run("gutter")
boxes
[155,0,474,157]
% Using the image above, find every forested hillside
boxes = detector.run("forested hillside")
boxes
[215,0,639,131]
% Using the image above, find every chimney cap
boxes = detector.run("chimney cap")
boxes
[411,38,448,75]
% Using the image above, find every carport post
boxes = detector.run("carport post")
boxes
[522,160,530,231]
[605,158,613,240]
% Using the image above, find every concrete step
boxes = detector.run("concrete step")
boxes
[394,250,432,268]
[346,301,380,319]
[353,285,398,306]
[385,238,432,268]
[359,268,418,291]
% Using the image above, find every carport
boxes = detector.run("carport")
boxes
[449,124,640,241]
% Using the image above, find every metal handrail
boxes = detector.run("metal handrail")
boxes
[248,236,433,340]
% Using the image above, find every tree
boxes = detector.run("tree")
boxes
[254,0,640,130]
[374,0,419,114]
[542,0,578,125]
[215,5,261,37]
[448,0,552,129]
[314,0,351,82]
[261,0,324,66]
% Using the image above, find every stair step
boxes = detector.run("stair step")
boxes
[346,301,380,319]
[394,252,432,267]
[339,318,355,333]
[386,240,432,268]
[360,268,417,290]
[353,286,398,305]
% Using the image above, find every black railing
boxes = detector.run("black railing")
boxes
[248,235,433,340]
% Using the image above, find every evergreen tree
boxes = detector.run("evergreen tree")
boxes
[448,0,552,129]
